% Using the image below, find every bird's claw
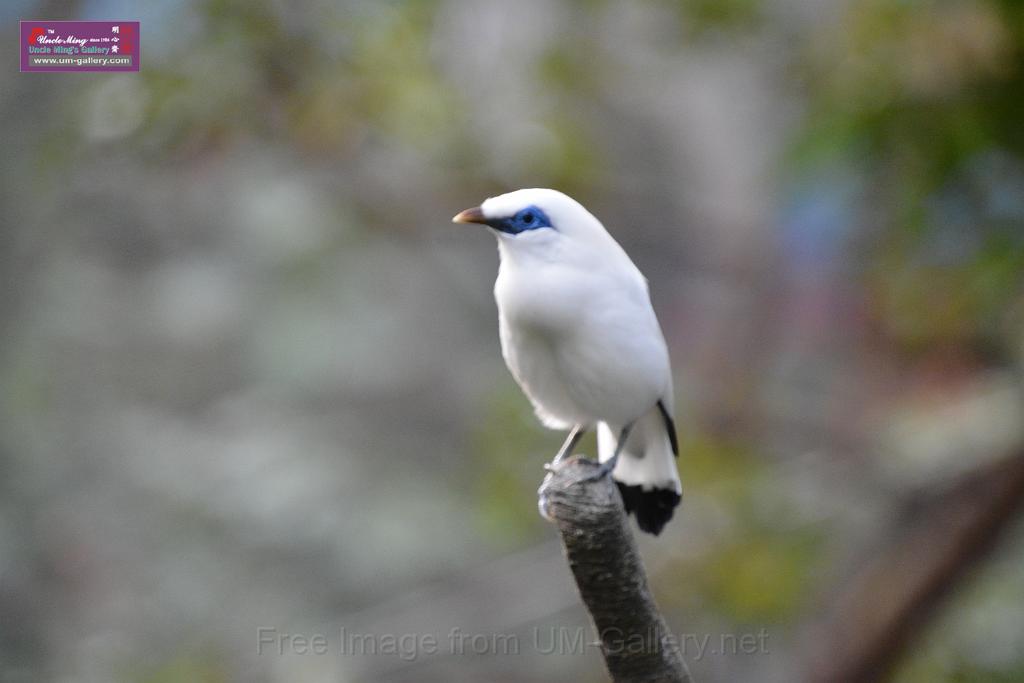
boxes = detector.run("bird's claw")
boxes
[537,473,556,521]
[537,492,554,521]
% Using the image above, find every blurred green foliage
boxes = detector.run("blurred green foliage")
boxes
[656,436,825,623]
[676,0,762,34]
[142,0,462,159]
[789,0,1024,678]
[794,0,1024,354]
[132,652,226,683]
[470,386,556,545]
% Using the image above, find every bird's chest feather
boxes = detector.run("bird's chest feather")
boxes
[494,261,584,334]
[494,262,585,386]
[493,256,669,424]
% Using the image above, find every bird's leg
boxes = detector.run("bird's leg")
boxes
[538,424,587,520]
[579,423,633,482]
[548,424,587,469]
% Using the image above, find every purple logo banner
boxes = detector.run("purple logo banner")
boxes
[21,20,139,72]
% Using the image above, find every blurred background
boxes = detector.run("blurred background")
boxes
[3,0,1024,681]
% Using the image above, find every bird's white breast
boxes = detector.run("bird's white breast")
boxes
[494,243,671,429]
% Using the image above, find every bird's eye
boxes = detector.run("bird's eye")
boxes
[521,211,535,224]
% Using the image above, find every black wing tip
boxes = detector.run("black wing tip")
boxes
[657,400,679,457]
[616,481,682,536]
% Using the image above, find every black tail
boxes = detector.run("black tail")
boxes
[615,482,681,536]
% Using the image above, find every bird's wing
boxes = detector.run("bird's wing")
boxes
[657,399,679,457]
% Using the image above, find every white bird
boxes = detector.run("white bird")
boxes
[453,189,681,535]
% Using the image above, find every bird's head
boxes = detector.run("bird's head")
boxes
[452,189,609,249]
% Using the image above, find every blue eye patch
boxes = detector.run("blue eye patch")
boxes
[487,206,553,235]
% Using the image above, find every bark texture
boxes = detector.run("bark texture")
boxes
[539,456,692,683]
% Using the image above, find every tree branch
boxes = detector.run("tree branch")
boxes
[806,449,1024,683]
[539,456,692,683]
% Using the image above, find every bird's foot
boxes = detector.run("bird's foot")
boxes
[537,456,582,520]
[537,468,556,521]
[575,455,617,483]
